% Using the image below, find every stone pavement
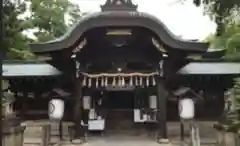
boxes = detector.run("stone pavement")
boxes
[23,121,218,146]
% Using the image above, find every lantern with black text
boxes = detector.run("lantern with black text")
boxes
[48,99,65,120]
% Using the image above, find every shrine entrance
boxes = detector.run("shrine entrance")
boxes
[103,91,135,131]
[20,0,219,143]
[88,88,156,131]
[104,91,135,109]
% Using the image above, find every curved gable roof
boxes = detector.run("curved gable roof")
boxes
[30,9,209,53]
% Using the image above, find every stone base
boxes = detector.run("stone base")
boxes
[157,138,170,144]
[216,131,240,146]
[72,138,86,144]
[2,125,26,146]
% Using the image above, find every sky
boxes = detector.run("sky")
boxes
[70,0,216,40]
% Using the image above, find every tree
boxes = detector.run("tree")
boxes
[2,0,81,60]
[206,21,240,52]
[192,0,240,36]
[3,0,34,60]
[27,0,81,42]
[207,17,240,137]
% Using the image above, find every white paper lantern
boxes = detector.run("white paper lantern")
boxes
[178,98,195,120]
[149,95,157,109]
[83,96,91,110]
[48,99,65,120]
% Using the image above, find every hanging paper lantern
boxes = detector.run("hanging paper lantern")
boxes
[48,99,64,120]
[149,95,157,109]
[83,96,91,110]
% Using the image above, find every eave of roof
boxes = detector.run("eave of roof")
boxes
[3,60,240,77]
[2,61,61,77]
[30,11,208,53]
[178,62,240,75]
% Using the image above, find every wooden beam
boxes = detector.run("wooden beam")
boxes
[156,77,168,140]
[73,75,84,139]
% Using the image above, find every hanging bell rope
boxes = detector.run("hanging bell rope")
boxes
[112,76,116,86]
[96,77,99,88]
[122,77,125,86]
[82,76,87,86]
[101,76,104,87]
[88,78,92,87]
[130,76,133,86]
[118,76,121,86]
[146,76,149,87]
[152,76,156,86]
[104,77,108,87]
[76,71,79,78]
[139,76,143,86]
[135,76,138,86]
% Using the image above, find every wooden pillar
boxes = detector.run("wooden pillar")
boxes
[156,77,168,141]
[180,121,184,141]
[73,75,84,139]
[21,92,28,118]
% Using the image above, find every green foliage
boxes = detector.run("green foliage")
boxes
[2,0,81,60]
[192,0,240,35]
[227,78,240,133]
[204,4,240,133]
[221,22,240,60]
[205,19,240,61]
[3,0,34,60]
[27,0,81,42]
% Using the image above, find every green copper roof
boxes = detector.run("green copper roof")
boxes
[178,62,240,75]
[2,61,61,77]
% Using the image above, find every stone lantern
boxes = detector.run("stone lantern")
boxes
[2,92,26,146]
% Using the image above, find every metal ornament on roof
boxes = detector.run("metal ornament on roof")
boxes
[75,61,80,78]
[152,37,167,53]
[72,38,87,54]
[159,60,164,77]
[101,0,137,11]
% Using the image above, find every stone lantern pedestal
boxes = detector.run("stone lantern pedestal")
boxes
[2,95,26,146]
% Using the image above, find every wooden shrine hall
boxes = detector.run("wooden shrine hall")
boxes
[2,0,240,143]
